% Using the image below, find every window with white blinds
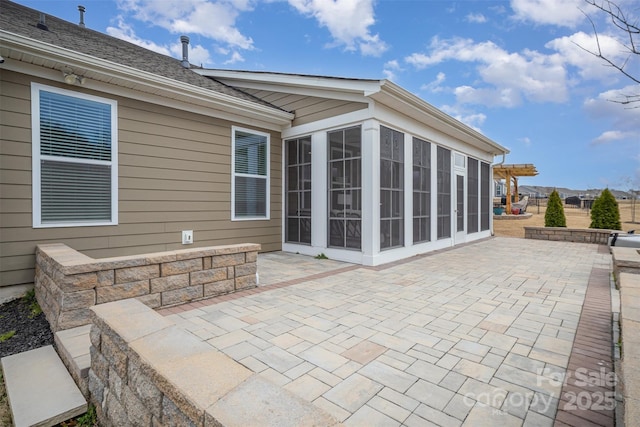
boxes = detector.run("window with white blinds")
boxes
[232,127,270,220]
[32,84,118,227]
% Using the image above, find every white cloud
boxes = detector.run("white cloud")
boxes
[406,37,568,107]
[510,0,585,27]
[169,40,213,66]
[382,60,402,81]
[466,13,487,24]
[546,31,633,82]
[591,130,636,145]
[584,84,640,130]
[107,16,171,55]
[420,72,446,93]
[116,0,254,49]
[108,17,215,66]
[224,51,245,64]
[440,104,487,132]
[287,0,388,56]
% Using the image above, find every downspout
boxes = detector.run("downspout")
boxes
[493,152,506,167]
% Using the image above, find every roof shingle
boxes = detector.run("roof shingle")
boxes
[0,0,278,108]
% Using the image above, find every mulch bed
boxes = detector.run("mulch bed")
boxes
[0,297,53,358]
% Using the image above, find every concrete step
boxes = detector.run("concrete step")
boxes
[1,345,87,427]
[54,324,91,397]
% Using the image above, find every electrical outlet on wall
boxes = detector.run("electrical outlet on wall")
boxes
[182,230,193,245]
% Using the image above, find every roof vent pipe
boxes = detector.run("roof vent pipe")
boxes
[78,5,86,28]
[180,35,190,68]
[37,12,48,31]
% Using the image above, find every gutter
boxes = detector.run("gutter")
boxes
[0,30,294,126]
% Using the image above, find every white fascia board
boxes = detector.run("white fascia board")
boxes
[0,31,293,127]
[281,108,373,139]
[6,61,286,131]
[375,80,509,156]
[203,78,368,104]
[195,69,382,101]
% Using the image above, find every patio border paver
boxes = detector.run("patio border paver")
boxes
[554,266,615,427]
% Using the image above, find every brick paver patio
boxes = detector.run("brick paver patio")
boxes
[159,237,615,426]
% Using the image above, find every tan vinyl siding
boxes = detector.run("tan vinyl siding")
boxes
[0,70,282,288]
[243,89,367,127]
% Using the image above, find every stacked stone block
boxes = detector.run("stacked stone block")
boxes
[524,227,612,244]
[88,299,338,426]
[613,247,640,427]
[35,243,260,331]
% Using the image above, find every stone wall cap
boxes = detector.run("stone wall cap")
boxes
[612,247,640,268]
[37,243,262,274]
[154,351,252,413]
[620,272,640,289]
[523,227,615,233]
[90,299,173,343]
[206,375,341,427]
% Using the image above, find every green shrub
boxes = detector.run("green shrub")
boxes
[545,190,567,227]
[590,188,622,230]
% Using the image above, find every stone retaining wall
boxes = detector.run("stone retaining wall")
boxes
[524,227,612,244]
[612,247,640,425]
[35,243,259,331]
[88,299,338,426]
[611,246,640,282]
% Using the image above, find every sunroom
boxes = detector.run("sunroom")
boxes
[198,70,509,266]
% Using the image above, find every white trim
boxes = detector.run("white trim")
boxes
[31,83,118,228]
[194,69,383,96]
[1,31,293,129]
[361,119,378,258]
[311,132,328,249]
[231,126,271,221]
[193,69,508,156]
[404,132,413,247]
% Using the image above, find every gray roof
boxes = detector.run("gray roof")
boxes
[0,0,278,109]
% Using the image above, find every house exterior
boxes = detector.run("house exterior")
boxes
[198,70,509,265]
[0,0,508,297]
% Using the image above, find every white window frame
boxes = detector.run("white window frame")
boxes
[31,83,118,228]
[231,126,270,221]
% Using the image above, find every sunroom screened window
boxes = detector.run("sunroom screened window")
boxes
[33,85,117,227]
[233,127,269,219]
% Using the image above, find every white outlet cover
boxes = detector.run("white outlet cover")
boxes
[182,230,193,245]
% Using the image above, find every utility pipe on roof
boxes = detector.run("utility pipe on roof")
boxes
[180,36,190,68]
[78,6,86,28]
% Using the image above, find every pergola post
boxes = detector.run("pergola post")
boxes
[506,171,512,214]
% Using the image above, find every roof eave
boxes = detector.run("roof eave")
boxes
[375,80,509,156]
[0,30,294,127]
[195,69,383,96]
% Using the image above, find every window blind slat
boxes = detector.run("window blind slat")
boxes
[233,129,268,218]
[37,88,115,225]
[40,90,111,161]
[41,160,111,222]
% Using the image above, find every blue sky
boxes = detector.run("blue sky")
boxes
[17,0,640,190]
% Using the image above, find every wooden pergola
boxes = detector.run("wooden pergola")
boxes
[493,164,538,214]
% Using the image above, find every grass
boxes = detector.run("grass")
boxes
[59,404,97,427]
[0,331,16,343]
[314,253,329,259]
[22,289,42,318]
[493,199,637,238]
[0,368,11,427]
